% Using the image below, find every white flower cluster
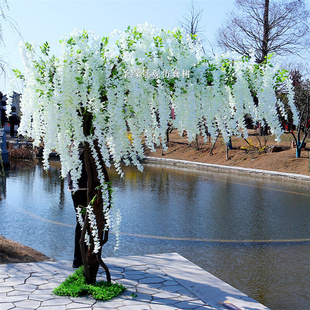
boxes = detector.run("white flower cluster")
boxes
[16,24,295,252]
[76,206,90,246]
[86,204,101,254]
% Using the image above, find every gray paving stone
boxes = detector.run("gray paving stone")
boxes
[35,282,57,290]
[47,278,64,285]
[25,277,49,286]
[136,284,162,295]
[66,302,95,309]
[177,294,201,302]
[6,290,30,297]
[92,300,124,308]
[127,264,152,271]
[31,288,54,295]
[10,308,36,310]
[0,295,28,303]
[147,283,163,289]
[125,270,145,275]
[108,266,124,273]
[153,291,181,299]
[13,299,41,308]
[139,277,165,284]
[39,306,67,310]
[119,305,150,310]
[125,273,146,280]
[40,297,71,307]
[162,280,179,286]
[145,268,167,276]
[149,304,178,309]
[1,279,25,286]
[129,292,153,302]
[109,272,124,279]
[13,283,37,293]
[175,299,206,309]
[151,297,180,305]
[28,294,55,301]
[0,303,15,310]
[175,288,198,296]
[162,285,187,292]
[116,278,138,287]
[69,296,96,304]
[106,296,128,304]
[0,286,14,293]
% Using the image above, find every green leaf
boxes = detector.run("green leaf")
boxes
[25,42,33,52]
[40,41,50,56]
[12,69,24,80]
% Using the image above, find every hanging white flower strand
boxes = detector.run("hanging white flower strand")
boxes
[75,206,91,247]
[86,204,101,254]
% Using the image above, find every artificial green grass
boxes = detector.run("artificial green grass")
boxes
[52,266,126,300]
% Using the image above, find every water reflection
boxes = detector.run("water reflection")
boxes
[0,160,309,310]
[110,165,309,242]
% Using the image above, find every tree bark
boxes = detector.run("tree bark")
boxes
[260,0,269,63]
[81,111,111,284]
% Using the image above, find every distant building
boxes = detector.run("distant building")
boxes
[0,91,7,127]
[0,91,21,133]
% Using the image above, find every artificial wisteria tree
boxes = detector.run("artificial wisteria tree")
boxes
[13,24,296,284]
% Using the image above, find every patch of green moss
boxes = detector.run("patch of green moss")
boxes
[52,266,126,300]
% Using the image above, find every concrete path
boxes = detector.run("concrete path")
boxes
[0,253,269,310]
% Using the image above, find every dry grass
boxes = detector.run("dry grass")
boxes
[8,145,36,160]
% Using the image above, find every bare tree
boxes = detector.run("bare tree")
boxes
[288,70,310,157]
[179,1,213,150]
[179,0,205,37]
[0,0,9,43]
[179,0,215,53]
[0,0,9,74]
[0,0,20,77]
[217,0,310,63]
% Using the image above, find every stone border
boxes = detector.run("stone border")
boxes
[143,157,310,183]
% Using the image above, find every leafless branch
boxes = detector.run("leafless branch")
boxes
[217,0,310,63]
[179,0,205,36]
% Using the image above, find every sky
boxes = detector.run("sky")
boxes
[0,0,236,93]
[0,0,309,94]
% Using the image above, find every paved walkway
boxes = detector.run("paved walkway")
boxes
[0,253,269,310]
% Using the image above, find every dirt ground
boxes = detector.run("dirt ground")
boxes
[145,129,310,176]
[1,129,309,264]
[0,235,51,264]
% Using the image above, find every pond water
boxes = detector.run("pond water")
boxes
[0,159,309,310]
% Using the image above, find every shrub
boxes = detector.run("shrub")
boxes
[52,266,126,301]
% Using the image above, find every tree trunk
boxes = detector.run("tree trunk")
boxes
[81,112,111,284]
[260,0,270,63]
[209,132,220,155]
[83,142,103,284]
[296,145,302,158]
